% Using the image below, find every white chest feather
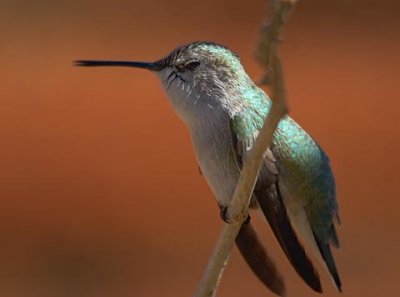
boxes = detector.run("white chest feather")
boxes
[189,115,240,206]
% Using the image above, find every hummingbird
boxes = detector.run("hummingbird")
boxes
[75,41,341,295]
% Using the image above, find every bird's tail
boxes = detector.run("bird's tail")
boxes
[314,234,342,292]
[235,221,285,296]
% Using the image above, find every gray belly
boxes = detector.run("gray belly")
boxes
[189,123,240,206]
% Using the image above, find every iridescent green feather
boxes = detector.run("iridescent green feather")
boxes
[230,89,338,243]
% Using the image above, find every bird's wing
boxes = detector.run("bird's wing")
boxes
[230,113,322,293]
[272,116,341,290]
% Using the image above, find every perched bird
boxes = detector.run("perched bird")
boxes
[75,41,341,295]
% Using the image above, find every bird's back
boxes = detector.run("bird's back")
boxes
[273,116,338,243]
[237,87,341,289]
[237,87,339,242]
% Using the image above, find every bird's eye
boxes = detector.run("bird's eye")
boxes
[185,61,200,71]
[177,61,200,72]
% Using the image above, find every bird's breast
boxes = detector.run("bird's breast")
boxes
[189,115,240,206]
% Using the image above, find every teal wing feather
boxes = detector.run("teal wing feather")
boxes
[230,91,322,292]
[272,117,340,244]
[230,89,341,290]
[272,116,341,290]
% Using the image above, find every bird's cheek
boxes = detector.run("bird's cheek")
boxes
[179,71,192,81]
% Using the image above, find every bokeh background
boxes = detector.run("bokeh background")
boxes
[1,0,399,296]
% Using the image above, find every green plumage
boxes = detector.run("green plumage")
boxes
[231,87,339,246]
[231,85,341,290]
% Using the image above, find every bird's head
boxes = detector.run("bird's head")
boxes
[75,42,252,124]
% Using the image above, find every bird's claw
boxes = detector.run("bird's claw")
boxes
[219,206,250,225]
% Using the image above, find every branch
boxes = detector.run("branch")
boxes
[255,0,297,88]
[193,1,297,296]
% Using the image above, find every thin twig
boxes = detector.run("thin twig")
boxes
[193,1,297,296]
[255,0,297,88]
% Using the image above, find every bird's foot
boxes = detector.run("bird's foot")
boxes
[219,206,250,225]
[219,206,231,223]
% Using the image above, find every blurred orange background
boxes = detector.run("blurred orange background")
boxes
[1,1,399,296]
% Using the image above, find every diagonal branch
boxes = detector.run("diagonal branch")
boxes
[193,1,297,296]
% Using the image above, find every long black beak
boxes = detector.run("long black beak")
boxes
[74,60,162,71]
